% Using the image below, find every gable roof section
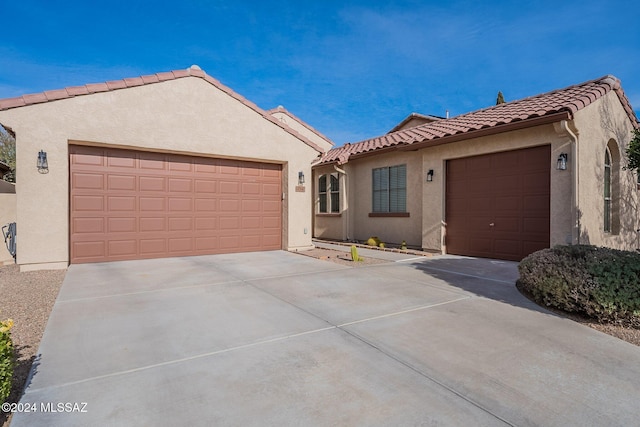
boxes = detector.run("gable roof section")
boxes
[316,75,639,166]
[0,66,324,154]
[267,106,334,147]
[388,112,444,133]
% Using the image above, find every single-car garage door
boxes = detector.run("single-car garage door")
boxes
[70,145,282,264]
[445,145,550,261]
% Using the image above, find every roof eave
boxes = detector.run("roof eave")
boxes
[398,111,572,152]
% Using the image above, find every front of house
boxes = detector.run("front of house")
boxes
[313,76,640,261]
[1,70,638,269]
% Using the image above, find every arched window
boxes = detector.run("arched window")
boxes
[604,140,620,234]
[604,148,612,232]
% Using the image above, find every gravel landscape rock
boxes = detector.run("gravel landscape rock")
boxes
[0,264,66,427]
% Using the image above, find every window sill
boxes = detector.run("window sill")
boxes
[368,212,410,217]
[316,213,342,217]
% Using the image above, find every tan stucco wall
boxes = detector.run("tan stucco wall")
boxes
[0,77,320,269]
[313,151,423,247]
[418,124,572,253]
[0,192,16,264]
[270,111,334,152]
[572,91,639,250]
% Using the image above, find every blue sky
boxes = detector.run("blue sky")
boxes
[1,0,639,145]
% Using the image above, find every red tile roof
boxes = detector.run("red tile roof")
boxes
[316,75,639,165]
[0,66,325,154]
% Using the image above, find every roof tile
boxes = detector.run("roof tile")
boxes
[85,83,109,93]
[66,86,89,96]
[0,97,26,110]
[22,93,48,105]
[106,80,127,90]
[315,75,639,165]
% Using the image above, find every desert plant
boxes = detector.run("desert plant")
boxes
[0,317,14,403]
[518,245,640,326]
[350,245,363,262]
[366,236,381,246]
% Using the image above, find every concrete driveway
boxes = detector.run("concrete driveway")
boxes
[10,250,640,426]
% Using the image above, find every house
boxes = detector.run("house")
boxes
[0,66,329,271]
[313,75,640,261]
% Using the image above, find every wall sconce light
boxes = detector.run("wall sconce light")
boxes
[426,169,434,182]
[298,171,305,185]
[557,153,568,171]
[37,150,49,174]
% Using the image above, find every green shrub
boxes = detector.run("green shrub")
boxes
[518,245,640,327]
[0,317,14,404]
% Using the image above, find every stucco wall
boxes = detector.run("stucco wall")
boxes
[0,192,16,264]
[0,77,320,270]
[572,91,639,250]
[319,151,423,247]
[270,110,334,152]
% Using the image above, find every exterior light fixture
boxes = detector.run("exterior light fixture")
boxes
[298,171,305,185]
[37,150,49,174]
[557,153,568,171]
[426,169,434,182]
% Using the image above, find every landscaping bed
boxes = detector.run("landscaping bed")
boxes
[0,264,66,427]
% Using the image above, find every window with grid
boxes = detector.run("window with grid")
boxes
[318,174,340,213]
[330,174,340,213]
[372,165,406,213]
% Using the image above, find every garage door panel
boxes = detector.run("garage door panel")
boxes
[108,175,136,191]
[168,217,193,231]
[73,217,105,234]
[168,238,193,252]
[139,197,165,211]
[169,178,192,193]
[446,145,550,261]
[195,217,217,230]
[195,179,217,193]
[262,183,280,195]
[140,239,166,254]
[73,241,105,259]
[220,199,240,212]
[169,198,192,211]
[219,216,240,230]
[107,154,136,169]
[74,195,104,211]
[139,176,166,191]
[140,217,165,232]
[70,145,282,263]
[108,240,137,256]
[74,173,105,190]
[108,217,137,233]
[108,196,135,211]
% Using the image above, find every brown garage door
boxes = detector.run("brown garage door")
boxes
[445,145,550,261]
[70,145,282,264]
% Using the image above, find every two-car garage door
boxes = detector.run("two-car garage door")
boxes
[445,145,550,261]
[70,145,282,264]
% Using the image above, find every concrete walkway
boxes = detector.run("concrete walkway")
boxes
[10,251,640,426]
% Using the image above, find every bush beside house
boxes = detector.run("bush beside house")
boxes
[0,317,14,403]
[518,245,640,327]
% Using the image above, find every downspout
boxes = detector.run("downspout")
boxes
[559,120,579,244]
[333,164,349,241]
